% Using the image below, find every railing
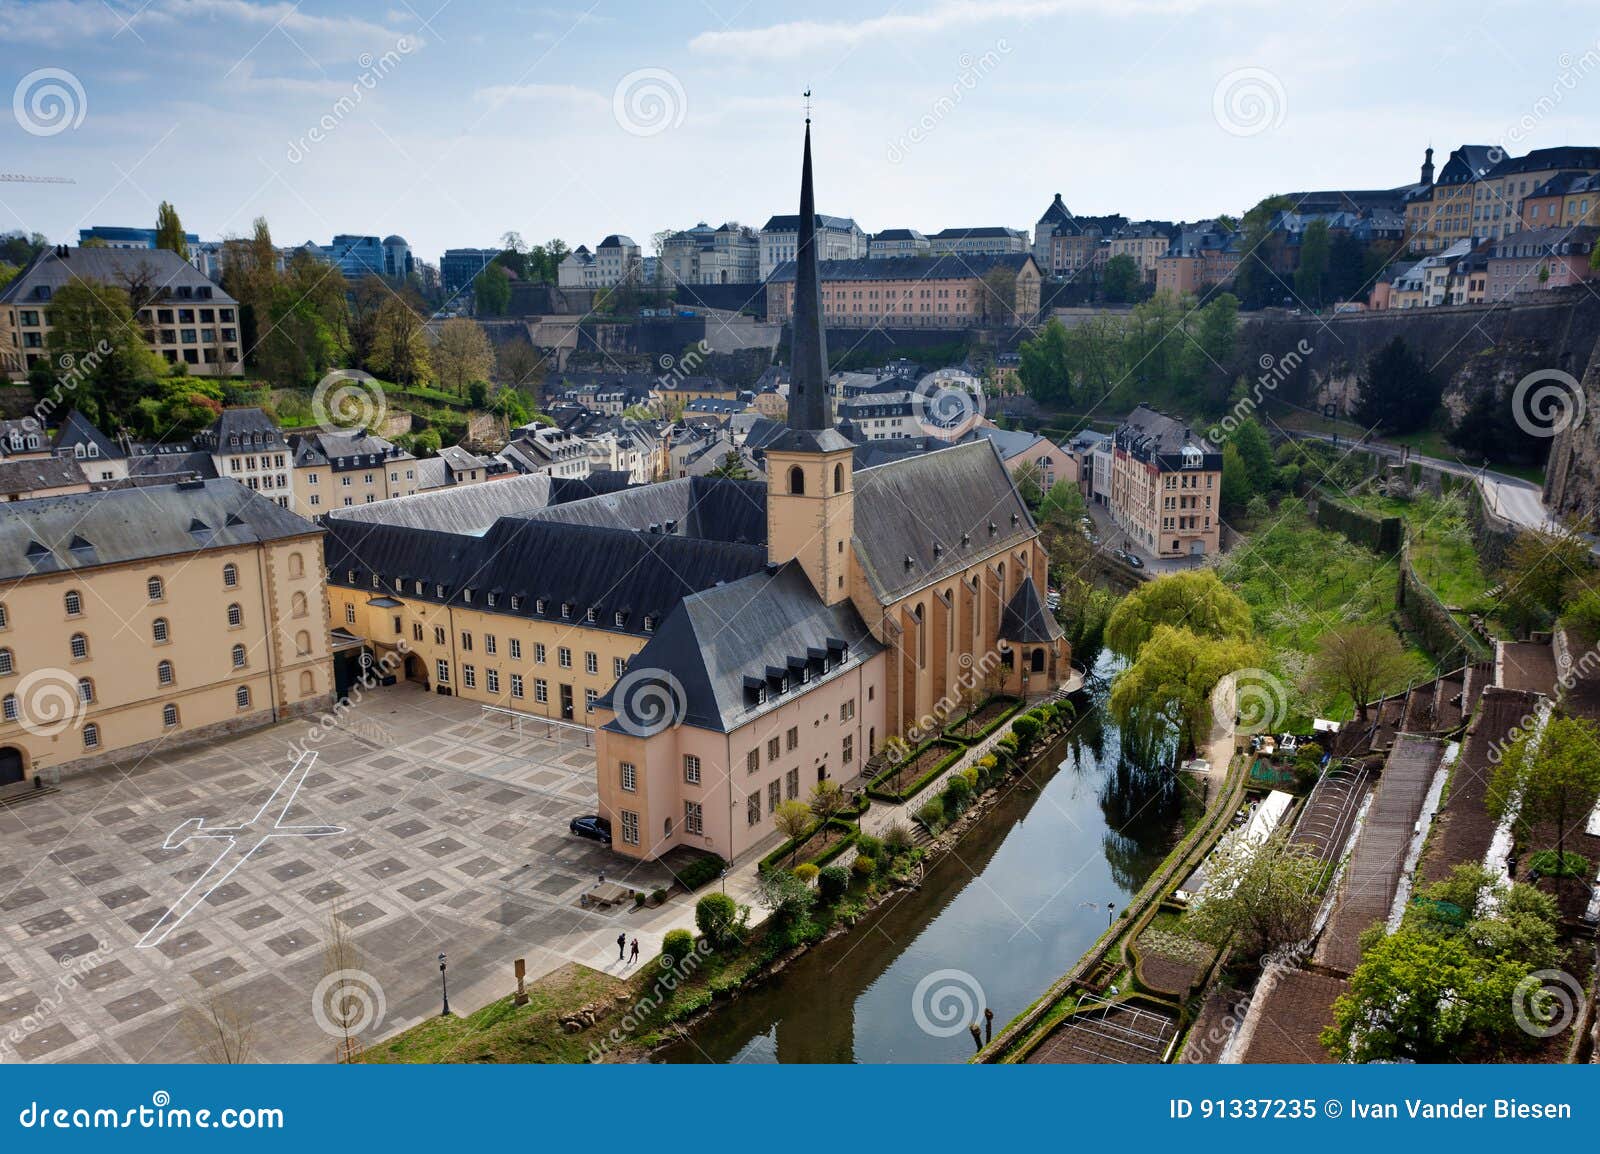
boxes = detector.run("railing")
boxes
[480,703,594,746]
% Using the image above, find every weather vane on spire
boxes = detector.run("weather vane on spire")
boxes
[804,88,812,121]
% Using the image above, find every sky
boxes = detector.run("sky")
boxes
[3,0,1598,265]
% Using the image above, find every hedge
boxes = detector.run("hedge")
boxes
[757,818,858,874]
[867,738,966,804]
[672,853,727,891]
[1315,490,1402,555]
[942,695,1021,743]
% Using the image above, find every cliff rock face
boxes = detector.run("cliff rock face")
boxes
[1543,332,1600,522]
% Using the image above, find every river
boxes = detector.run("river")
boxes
[657,655,1191,1063]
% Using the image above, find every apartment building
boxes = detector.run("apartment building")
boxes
[194,408,292,507]
[0,479,332,784]
[766,253,1041,329]
[288,427,419,515]
[1108,404,1222,559]
[760,214,866,280]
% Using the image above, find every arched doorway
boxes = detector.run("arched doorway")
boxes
[1031,647,1046,674]
[404,653,429,687]
[0,746,25,788]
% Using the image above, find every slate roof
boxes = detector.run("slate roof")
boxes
[0,245,237,307]
[326,473,559,534]
[767,252,1037,284]
[52,410,123,460]
[124,451,218,482]
[201,407,286,452]
[290,429,411,468]
[851,438,1035,603]
[598,561,881,734]
[761,214,859,233]
[526,475,767,545]
[0,456,87,496]
[0,478,319,581]
[872,228,926,241]
[322,515,769,642]
[929,226,1027,241]
[1000,575,1063,643]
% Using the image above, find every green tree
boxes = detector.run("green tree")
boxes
[1105,569,1254,659]
[474,264,511,316]
[1228,418,1275,487]
[1489,714,1600,885]
[706,451,751,480]
[1309,622,1412,721]
[1352,336,1439,435]
[1017,317,1072,405]
[1499,526,1593,635]
[693,892,743,949]
[661,928,694,964]
[431,317,494,396]
[771,799,815,864]
[155,201,189,259]
[1102,253,1140,303]
[1293,219,1330,307]
[368,296,432,386]
[755,868,815,922]
[808,779,846,823]
[1108,624,1261,755]
[1182,832,1322,957]
[34,280,164,427]
[1220,442,1251,511]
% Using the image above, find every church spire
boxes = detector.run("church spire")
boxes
[788,112,831,433]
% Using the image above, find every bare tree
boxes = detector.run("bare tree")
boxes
[1309,623,1412,722]
[181,990,256,1063]
[322,900,362,1062]
[496,337,542,389]
[431,317,494,396]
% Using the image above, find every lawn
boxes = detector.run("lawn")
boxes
[1343,491,1496,613]
[1220,498,1433,723]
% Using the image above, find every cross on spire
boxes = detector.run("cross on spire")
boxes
[803,88,812,122]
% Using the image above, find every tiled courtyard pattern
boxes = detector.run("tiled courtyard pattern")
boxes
[0,684,682,1063]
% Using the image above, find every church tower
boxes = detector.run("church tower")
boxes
[766,112,855,606]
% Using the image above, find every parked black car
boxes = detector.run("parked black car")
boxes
[569,815,612,845]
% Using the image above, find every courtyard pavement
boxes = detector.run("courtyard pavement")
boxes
[0,683,684,1064]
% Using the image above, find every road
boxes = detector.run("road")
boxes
[1286,431,1560,534]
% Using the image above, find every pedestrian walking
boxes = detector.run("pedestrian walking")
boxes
[617,931,626,961]
[629,937,640,964]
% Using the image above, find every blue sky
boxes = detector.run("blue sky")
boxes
[3,0,1597,265]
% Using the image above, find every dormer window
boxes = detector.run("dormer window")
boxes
[585,607,597,623]
[643,614,655,633]
[535,598,546,614]
[614,611,626,627]
[561,602,572,619]
[510,595,523,611]
[463,589,473,604]
[435,584,445,599]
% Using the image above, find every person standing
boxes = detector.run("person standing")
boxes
[617,931,626,961]
[629,937,640,965]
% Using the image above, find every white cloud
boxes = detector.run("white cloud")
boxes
[688,0,1259,59]
[0,0,416,54]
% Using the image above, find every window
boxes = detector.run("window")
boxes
[585,688,597,712]
[747,749,759,774]
[684,754,701,784]
[463,665,477,689]
[620,761,637,792]
[157,659,174,686]
[843,734,854,765]
[486,668,500,694]
[767,736,780,762]
[786,726,799,752]
[746,791,761,826]
[841,698,855,722]
[433,626,446,646]
[485,634,497,656]
[558,647,572,669]
[227,603,243,628]
[82,723,100,749]
[147,576,164,601]
[0,603,6,629]
[535,679,548,704]
[511,674,524,699]
[231,644,247,669]
[768,780,780,814]
[585,652,598,675]
[535,643,546,664]
[64,590,82,616]
[509,638,522,660]
[460,631,473,652]
[77,677,94,704]
[162,703,178,728]
[412,622,423,642]
[0,649,10,677]
[1,694,14,720]
[620,810,640,846]
[235,685,251,710]
[786,766,799,800]
[684,800,703,835]
[435,660,450,684]
[222,563,238,588]
[70,633,88,661]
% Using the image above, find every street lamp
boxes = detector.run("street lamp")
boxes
[720,866,728,894]
[1107,902,1116,927]
[438,951,450,1017]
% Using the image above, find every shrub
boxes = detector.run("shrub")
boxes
[793,862,820,886]
[941,774,973,814]
[1528,849,1590,878]
[651,888,668,904]
[633,890,646,907]
[662,929,694,964]
[818,865,849,903]
[855,833,884,859]
[852,854,877,878]
[695,892,739,946]
[1012,715,1043,756]
[676,854,726,891]
[960,765,980,790]
[756,869,817,922]
[995,734,1019,763]
[916,798,945,829]
[882,822,914,855]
